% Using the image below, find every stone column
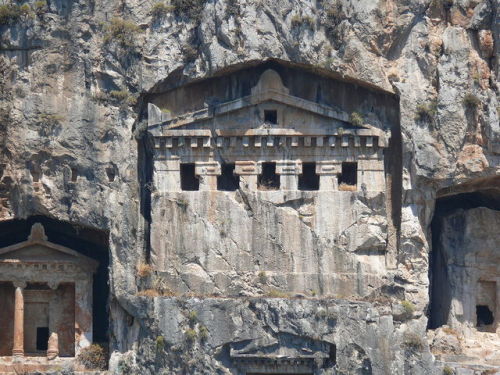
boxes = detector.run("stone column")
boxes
[12,281,26,357]
[47,281,59,359]
[195,161,221,191]
[276,161,301,190]
[234,161,261,191]
[357,158,385,192]
[154,157,180,192]
[75,277,93,355]
[316,161,340,191]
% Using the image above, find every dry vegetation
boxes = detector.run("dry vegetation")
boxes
[338,183,357,191]
[77,344,108,370]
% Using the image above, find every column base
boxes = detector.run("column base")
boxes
[12,349,24,357]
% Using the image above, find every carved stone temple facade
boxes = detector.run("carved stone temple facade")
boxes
[0,223,98,368]
[141,66,401,374]
[147,68,394,299]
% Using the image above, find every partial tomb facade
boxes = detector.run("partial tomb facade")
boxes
[0,223,98,362]
[147,64,399,298]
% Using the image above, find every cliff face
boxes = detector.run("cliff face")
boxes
[0,0,498,373]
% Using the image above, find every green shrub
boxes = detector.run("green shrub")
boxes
[258,271,268,284]
[151,2,174,19]
[463,93,481,108]
[401,300,415,319]
[415,100,438,121]
[37,113,64,126]
[182,43,198,62]
[404,332,424,351]
[34,0,47,16]
[0,3,33,25]
[350,111,364,127]
[109,90,136,105]
[199,325,208,341]
[185,328,197,343]
[156,335,165,351]
[103,17,142,48]
[443,366,454,375]
[187,310,198,324]
[291,14,314,29]
[77,343,108,370]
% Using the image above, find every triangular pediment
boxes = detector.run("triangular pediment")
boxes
[0,223,98,272]
[149,70,371,131]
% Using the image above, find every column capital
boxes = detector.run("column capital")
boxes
[194,161,221,176]
[275,160,302,175]
[48,281,59,290]
[316,161,341,175]
[234,161,261,175]
[12,280,27,289]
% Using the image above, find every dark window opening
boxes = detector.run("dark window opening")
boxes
[180,163,199,191]
[339,162,357,188]
[264,110,278,124]
[31,170,41,182]
[71,168,78,182]
[106,166,116,182]
[298,163,319,191]
[217,163,239,191]
[258,162,280,190]
[36,327,49,351]
[26,282,50,290]
[477,305,494,327]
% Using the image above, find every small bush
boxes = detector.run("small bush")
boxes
[137,262,153,278]
[34,0,47,16]
[258,271,268,284]
[401,300,415,319]
[443,366,454,375]
[350,111,364,127]
[199,325,208,341]
[463,93,481,108]
[187,310,198,324]
[37,113,64,126]
[182,43,198,63]
[77,344,108,370]
[156,335,165,351]
[404,332,424,351]
[291,14,314,29]
[109,90,136,106]
[185,328,197,343]
[151,2,174,19]
[0,3,33,25]
[415,100,438,122]
[103,17,142,48]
